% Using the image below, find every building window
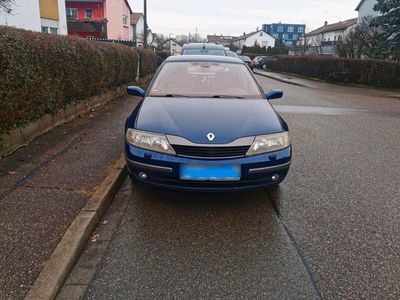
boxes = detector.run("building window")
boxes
[259,32,263,36]
[286,41,293,46]
[298,27,304,33]
[66,8,78,20]
[277,25,284,32]
[283,33,289,39]
[293,34,298,40]
[85,8,93,20]
[273,33,279,38]
[288,26,294,32]
[41,27,58,35]
[123,15,128,26]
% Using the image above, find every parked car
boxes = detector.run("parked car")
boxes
[252,56,267,69]
[156,51,170,66]
[253,56,275,69]
[238,55,254,70]
[181,43,227,56]
[125,55,291,191]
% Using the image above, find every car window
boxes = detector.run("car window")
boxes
[226,51,238,57]
[182,49,226,56]
[149,62,263,99]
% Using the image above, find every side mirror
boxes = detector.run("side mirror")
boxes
[127,86,146,97]
[266,89,283,100]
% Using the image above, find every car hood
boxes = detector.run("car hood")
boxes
[136,97,284,144]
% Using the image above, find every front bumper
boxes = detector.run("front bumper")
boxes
[125,144,291,192]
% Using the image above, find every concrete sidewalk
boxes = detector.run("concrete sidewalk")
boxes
[0,95,139,299]
[254,69,400,99]
[253,69,313,88]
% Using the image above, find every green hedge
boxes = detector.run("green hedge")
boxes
[266,55,400,89]
[0,26,157,133]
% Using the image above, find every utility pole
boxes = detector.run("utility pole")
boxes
[143,0,148,48]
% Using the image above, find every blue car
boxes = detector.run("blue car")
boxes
[125,55,291,191]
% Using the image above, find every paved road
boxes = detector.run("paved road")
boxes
[80,75,399,299]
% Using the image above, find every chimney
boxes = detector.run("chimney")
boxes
[243,32,246,36]
[324,21,328,26]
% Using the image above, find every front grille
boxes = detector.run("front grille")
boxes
[172,145,250,158]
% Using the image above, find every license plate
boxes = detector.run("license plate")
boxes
[180,164,241,181]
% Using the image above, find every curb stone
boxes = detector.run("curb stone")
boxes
[25,156,127,300]
[0,86,125,158]
[1,73,152,158]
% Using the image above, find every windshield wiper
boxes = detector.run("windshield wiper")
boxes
[211,95,243,99]
[154,94,190,98]
[153,94,243,99]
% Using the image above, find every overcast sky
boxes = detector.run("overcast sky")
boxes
[128,0,359,36]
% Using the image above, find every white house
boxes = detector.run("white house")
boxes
[0,0,41,31]
[298,18,357,55]
[159,39,182,55]
[130,12,144,45]
[0,0,67,35]
[147,29,157,47]
[232,30,275,50]
[356,0,380,23]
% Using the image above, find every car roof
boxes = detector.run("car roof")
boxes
[182,43,226,50]
[165,55,244,64]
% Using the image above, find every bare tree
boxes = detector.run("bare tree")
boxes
[292,34,312,55]
[335,18,380,59]
[313,34,324,55]
[0,0,14,13]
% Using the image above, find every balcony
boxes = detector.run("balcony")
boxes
[67,19,107,39]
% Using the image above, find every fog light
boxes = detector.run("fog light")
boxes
[139,172,147,180]
[272,174,279,181]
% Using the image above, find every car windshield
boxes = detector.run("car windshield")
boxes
[149,61,263,99]
[226,51,238,57]
[240,56,251,62]
[182,49,226,56]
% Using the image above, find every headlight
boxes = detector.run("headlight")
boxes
[126,129,176,155]
[246,132,290,156]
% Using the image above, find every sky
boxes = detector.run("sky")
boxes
[128,0,359,36]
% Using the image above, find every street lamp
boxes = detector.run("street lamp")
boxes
[143,0,148,48]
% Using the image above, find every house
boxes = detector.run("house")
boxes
[262,23,306,46]
[299,18,357,55]
[355,0,380,23]
[130,12,144,45]
[232,30,275,50]
[66,0,133,40]
[159,39,182,55]
[0,0,67,34]
[206,34,237,47]
[147,29,157,47]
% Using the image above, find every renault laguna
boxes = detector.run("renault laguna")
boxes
[125,55,291,191]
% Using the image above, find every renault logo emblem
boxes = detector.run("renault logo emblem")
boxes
[207,133,215,141]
